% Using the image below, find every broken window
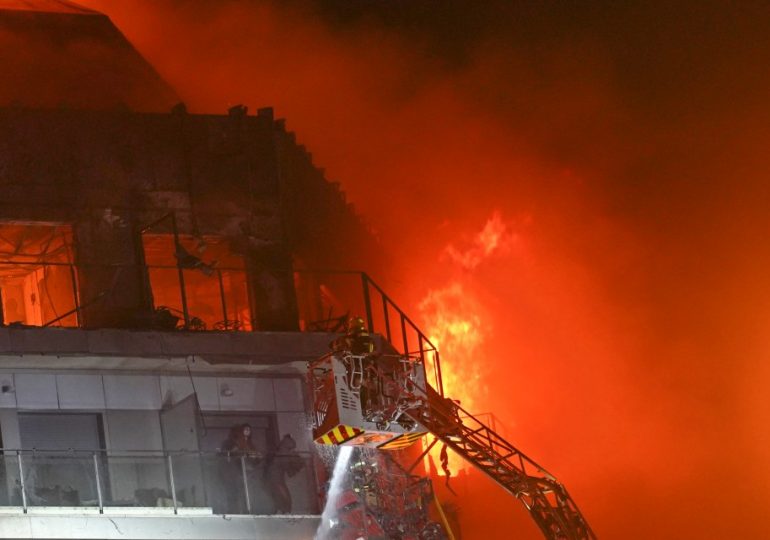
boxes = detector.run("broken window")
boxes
[141,235,252,331]
[0,223,79,327]
[294,270,365,332]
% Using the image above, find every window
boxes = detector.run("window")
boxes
[18,413,105,507]
[19,412,105,451]
[0,223,78,327]
[141,235,252,331]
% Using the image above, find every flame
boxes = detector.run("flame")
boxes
[419,282,485,414]
[418,212,515,474]
[442,211,513,270]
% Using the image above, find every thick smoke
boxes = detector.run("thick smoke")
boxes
[0,5,177,110]
[78,1,770,538]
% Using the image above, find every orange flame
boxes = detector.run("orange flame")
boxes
[419,282,485,414]
[418,212,514,474]
[442,211,513,270]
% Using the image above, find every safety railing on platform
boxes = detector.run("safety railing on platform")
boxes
[294,270,444,396]
[0,449,317,515]
[361,273,444,397]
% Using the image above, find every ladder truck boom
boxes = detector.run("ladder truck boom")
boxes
[309,350,596,540]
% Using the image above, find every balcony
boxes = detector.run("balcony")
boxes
[0,449,320,540]
[0,260,251,332]
[0,258,445,392]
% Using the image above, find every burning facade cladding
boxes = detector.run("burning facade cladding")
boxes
[0,2,405,540]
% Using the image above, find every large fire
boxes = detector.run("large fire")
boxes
[418,212,515,473]
[69,2,770,537]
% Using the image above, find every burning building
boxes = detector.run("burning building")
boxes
[0,2,592,539]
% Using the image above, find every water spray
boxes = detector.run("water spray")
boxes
[314,445,353,540]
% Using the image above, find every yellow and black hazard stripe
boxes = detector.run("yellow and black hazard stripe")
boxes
[315,424,364,446]
[377,431,427,450]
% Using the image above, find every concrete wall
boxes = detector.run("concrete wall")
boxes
[0,512,320,540]
[0,371,305,415]
[0,326,336,364]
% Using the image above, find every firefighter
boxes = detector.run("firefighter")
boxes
[331,316,375,355]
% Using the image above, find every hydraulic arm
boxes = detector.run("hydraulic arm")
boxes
[309,351,596,540]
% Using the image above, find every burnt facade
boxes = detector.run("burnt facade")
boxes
[0,3,413,540]
[0,105,382,334]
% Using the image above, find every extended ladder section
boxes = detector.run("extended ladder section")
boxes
[407,385,596,540]
[311,273,596,539]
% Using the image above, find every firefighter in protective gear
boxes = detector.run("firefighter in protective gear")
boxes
[331,316,375,355]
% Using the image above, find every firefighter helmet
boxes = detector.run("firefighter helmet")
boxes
[348,317,367,334]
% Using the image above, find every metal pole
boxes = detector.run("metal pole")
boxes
[167,454,178,514]
[382,293,391,342]
[69,264,82,326]
[407,437,440,474]
[217,269,229,329]
[170,213,190,328]
[17,453,27,513]
[93,453,104,512]
[435,350,444,396]
[361,273,374,333]
[400,316,409,356]
[240,455,252,514]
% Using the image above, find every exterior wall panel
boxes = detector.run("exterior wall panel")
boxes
[273,378,304,412]
[0,373,16,408]
[15,374,58,409]
[103,375,162,410]
[56,374,105,410]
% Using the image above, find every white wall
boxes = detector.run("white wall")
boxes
[0,372,304,415]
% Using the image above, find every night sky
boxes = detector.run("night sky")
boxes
[74,1,770,537]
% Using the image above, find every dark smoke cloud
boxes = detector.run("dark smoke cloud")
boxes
[77,1,770,537]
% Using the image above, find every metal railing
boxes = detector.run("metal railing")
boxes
[0,449,316,515]
[0,259,444,393]
[295,270,444,396]
[361,273,444,396]
[0,260,251,331]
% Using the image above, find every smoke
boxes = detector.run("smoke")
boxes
[0,6,177,110]
[77,1,770,538]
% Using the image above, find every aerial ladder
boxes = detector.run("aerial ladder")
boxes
[310,335,596,539]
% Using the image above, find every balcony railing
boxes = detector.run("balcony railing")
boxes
[0,260,251,331]
[0,257,444,394]
[0,449,317,516]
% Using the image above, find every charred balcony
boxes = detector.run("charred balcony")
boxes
[0,220,295,333]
